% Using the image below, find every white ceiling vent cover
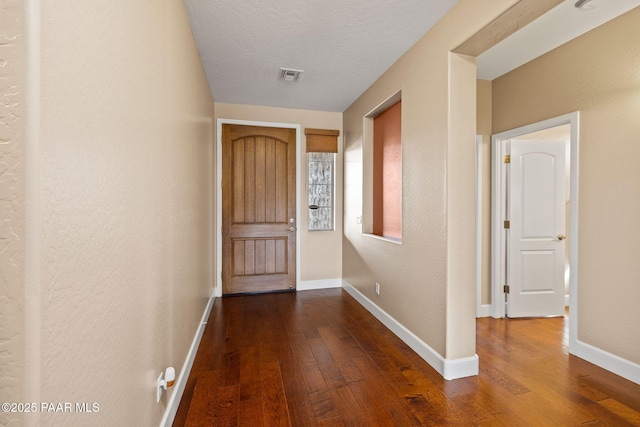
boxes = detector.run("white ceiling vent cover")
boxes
[278,68,303,81]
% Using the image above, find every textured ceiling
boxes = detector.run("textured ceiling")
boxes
[184,0,458,112]
[184,0,640,112]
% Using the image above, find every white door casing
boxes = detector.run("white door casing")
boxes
[216,119,302,298]
[490,112,579,354]
[507,140,566,318]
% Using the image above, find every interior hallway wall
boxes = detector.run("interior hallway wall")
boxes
[0,1,26,425]
[14,0,215,425]
[493,6,640,365]
[342,0,518,363]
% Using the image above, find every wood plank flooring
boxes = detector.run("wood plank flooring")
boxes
[173,288,640,426]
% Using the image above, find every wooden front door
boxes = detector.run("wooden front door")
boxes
[222,124,296,295]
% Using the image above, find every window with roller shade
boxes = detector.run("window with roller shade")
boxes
[372,100,402,240]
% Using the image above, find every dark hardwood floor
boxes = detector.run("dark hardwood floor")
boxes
[173,288,640,426]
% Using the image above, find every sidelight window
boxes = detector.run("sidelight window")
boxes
[305,128,339,231]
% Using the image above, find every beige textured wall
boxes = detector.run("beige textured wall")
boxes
[476,80,492,307]
[0,1,25,425]
[214,103,343,282]
[342,0,517,359]
[493,7,640,364]
[447,53,478,359]
[17,0,215,425]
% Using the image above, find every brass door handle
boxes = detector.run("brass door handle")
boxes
[557,234,566,240]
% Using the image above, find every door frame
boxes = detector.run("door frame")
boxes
[490,112,580,354]
[216,119,301,297]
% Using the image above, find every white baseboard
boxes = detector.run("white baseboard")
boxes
[341,280,478,380]
[487,296,570,316]
[297,278,342,291]
[444,354,479,380]
[575,340,640,386]
[161,289,216,427]
[476,304,492,318]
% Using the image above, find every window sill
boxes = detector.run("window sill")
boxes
[363,233,402,245]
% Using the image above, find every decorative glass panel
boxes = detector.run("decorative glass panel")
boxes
[308,152,334,231]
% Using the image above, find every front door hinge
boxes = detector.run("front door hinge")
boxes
[504,154,511,163]
[504,220,510,229]
[503,285,510,294]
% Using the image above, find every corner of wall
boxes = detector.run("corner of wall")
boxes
[446,52,478,360]
[342,280,478,380]
[160,290,217,427]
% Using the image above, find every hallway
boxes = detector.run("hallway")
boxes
[174,289,640,426]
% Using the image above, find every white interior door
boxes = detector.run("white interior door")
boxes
[507,139,566,317]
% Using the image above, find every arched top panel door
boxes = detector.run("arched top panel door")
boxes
[222,124,296,295]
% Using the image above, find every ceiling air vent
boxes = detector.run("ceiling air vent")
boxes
[278,68,303,82]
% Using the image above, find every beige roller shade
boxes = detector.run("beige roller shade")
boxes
[305,128,339,153]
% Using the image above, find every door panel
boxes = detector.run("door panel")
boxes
[222,124,296,295]
[508,140,566,317]
[520,250,556,292]
[231,238,287,275]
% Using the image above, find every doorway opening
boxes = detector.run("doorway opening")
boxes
[489,112,579,354]
[216,119,302,298]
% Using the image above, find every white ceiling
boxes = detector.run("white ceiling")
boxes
[184,0,458,112]
[184,0,640,112]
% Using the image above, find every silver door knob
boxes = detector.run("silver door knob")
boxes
[557,234,566,240]
[289,227,295,232]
